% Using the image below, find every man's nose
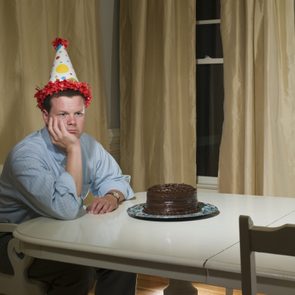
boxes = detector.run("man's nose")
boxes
[66,114,77,125]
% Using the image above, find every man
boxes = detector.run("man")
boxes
[0,38,136,295]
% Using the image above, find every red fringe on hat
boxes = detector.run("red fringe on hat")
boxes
[34,80,92,110]
[52,38,69,50]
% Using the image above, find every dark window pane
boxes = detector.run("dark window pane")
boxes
[196,0,220,20]
[196,24,223,58]
[197,64,224,177]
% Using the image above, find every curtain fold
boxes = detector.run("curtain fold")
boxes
[0,0,108,164]
[219,0,295,196]
[120,0,196,192]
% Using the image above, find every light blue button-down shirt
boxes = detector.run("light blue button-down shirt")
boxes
[0,128,134,223]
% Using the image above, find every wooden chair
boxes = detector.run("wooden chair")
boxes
[0,223,45,295]
[239,215,295,295]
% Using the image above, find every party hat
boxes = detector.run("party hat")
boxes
[34,38,92,110]
[50,38,78,82]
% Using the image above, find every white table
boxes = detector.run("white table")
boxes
[13,192,295,294]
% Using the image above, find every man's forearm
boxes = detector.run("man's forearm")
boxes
[66,142,82,196]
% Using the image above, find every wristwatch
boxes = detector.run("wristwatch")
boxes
[107,191,120,204]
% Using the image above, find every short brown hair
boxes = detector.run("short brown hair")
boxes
[42,90,86,112]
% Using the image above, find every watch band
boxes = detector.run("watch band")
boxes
[106,191,120,204]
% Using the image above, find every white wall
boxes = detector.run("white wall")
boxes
[99,0,120,129]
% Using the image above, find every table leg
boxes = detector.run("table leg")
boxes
[163,279,198,295]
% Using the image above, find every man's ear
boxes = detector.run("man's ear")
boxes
[42,110,49,125]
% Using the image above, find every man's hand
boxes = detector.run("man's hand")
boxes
[48,116,82,196]
[47,116,79,151]
[86,195,118,214]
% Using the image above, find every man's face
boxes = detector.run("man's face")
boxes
[42,95,86,138]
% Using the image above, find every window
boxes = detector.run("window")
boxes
[196,0,224,184]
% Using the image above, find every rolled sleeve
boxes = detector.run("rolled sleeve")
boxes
[11,157,85,220]
[87,139,134,199]
[0,129,86,223]
[98,175,134,200]
[55,172,78,200]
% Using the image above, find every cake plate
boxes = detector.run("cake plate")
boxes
[127,202,219,221]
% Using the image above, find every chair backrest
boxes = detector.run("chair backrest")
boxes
[0,223,45,295]
[239,215,295,295]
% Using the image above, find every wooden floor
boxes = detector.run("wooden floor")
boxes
[90,274,265,294]
[135,274,242,295]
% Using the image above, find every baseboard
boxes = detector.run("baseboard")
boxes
[197,176,218,192]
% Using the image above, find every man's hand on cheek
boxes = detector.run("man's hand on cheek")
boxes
[48,117,78,151]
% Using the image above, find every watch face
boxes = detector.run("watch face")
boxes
[111,191,120,200]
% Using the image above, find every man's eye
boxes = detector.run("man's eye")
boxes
[75,112,84,117]
[59,113,67,117]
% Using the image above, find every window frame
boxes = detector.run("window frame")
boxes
[196,9,223,192]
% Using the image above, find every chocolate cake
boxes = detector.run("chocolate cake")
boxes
[144,183,198,216]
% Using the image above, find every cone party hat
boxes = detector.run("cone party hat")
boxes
[34,38,92,110]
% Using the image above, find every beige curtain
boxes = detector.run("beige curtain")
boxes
[120,0,196,192]
[0,0,108,164]
[219,0,295,196]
